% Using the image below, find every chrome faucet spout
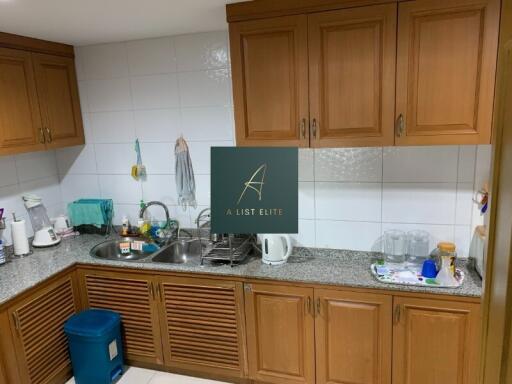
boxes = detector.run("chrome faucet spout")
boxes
[139,201,171,226]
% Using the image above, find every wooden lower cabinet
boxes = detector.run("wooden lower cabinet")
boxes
[244,282,315,384]
[8,273,81,384]
[392,297,481,384]
[315,289,392,384]
[78,269,164,365]
[157,276,247,378]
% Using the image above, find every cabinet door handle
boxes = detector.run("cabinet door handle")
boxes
[244,283,252,292]
[396,114,405,137]
[393,304,402,324]
[311,119,318,139]
[306,296,312,314]
[300,118,306,139]
[149,282,155,300]
[315,298,321,316]
[156,283,163,301]
[39,128,46,144]
[12,312,20,332]
[45,127,53,143]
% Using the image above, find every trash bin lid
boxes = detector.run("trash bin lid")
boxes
[64,309,120,338]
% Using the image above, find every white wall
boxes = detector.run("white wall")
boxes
[0,30,493,256]
[0,151,63,244]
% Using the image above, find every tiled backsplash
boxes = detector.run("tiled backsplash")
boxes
[0,151,63,243]
[0,30,493,257]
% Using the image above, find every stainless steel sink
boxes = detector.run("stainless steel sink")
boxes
[90,238,152,262]
[152,238,204,264]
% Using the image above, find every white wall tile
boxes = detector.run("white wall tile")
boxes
[77,81,89,113]
[458,145,476,182]
[383,146,458,182]
[73,47,85,81]
[127,37,176,75]
[474,144,492,189]
[56,145,97,175]
[316,220,382,251]
[170,205,193,228]
[290,219,316,247]
[315,148,382,182]
[131,74,180,110]
[181,107,233,141]
[94,144,133,174]
[19,176,61,207]
[15,151,58,182]
[81,114,93,143]
[90,111,135,143]
[142,175,177,205]
[0,184,24,219]
[85,78,132,112]
[139,143,174,174]
[178,69,231,107]
[187,141,233,175]
[99,175,142,204]
[455,182,474,225]
[134,109,181,142]
[60,174,100,202]
[0,156,18,187]
[315,182,381,222]
[194,175,210,206]
[382,183,457,224]
[175,31,229,71]
[299,149,314,182]
[81,43,129,80]
[298,182,315,220]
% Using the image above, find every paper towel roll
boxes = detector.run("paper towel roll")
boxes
[11,220,30,256]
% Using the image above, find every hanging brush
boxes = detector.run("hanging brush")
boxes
[131,139,147,180]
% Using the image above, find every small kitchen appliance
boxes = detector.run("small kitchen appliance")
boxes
[23,194,61,247]
[259,234,292,265]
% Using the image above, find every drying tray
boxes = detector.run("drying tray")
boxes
[370,263,464,288]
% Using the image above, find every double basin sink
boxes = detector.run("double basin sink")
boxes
[90,237,206,264]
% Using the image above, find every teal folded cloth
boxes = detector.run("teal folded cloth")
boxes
[68,199,114,228]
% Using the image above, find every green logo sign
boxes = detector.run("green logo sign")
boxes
[211,147,298,234]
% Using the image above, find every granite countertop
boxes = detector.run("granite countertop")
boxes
[0,234,482,306]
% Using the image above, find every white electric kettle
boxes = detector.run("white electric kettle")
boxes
[259,234,292,265]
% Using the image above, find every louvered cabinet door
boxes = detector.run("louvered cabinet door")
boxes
[80,270,164,365]
[158,276,247,378]
[8,275,80,384]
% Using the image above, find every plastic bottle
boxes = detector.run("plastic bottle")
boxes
[0,240,5,265]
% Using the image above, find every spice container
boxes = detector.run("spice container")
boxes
[431,242,458,286]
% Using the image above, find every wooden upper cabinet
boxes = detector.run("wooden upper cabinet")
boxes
[8,274,80,384]
[32,53,84,148]
[230,15,309,147]
[393,297,481,384]
[315,289,392,384]
[0,48,45,155]
[308,4,397,147]
[396,0,500,145]
[244,283,315,384]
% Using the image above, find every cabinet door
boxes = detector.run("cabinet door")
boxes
[393,297,481,384]
[244,283,315,384]
[32,53,84,148]
[396,0,500,145]
[0,47,45,155]
[315,289,392,384]
[158,276,247,378]
[308,4,397,147]
[8,274,80,384]
[80,270,164,365]
[230,15,309,147]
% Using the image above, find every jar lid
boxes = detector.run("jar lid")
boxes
[438,242,456,252]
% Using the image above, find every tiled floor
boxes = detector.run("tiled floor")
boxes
[66,366,228,384]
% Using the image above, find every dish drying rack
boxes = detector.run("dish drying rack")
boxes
[196,209,257,267]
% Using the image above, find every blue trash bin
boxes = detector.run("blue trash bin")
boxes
[64,309,124,384]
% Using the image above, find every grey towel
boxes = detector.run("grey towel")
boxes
[175,137,197,210]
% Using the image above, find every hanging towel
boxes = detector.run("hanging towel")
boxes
[175,136,197,210]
